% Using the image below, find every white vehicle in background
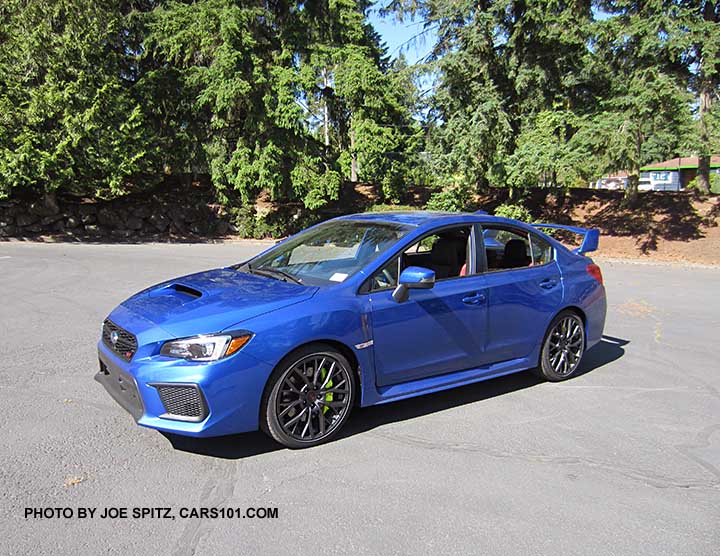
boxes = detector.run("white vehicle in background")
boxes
[601,179,626,190]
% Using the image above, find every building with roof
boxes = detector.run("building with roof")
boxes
[638,156,720,191]
[593,156,720,191]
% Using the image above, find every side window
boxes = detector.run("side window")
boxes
[368,226,473,292]
[530,234,554,266]
[370,257,400,291]
[413,235,436,253]
[482,227,532,271]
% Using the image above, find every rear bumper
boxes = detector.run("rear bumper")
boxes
[96,340,274,437]
[584,284,607,350]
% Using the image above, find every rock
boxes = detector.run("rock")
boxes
[80,213,96,224]
[125,216,143,230]
[40,214,64,226]
[16,213,38,227]
[65,216,80,229]
[149,213,169,232]
[97,207,122,229]
[26,223,43,233]
[214,220,230,236]
[84,224,101,236]
[53,220,66,233]
[28,194,60,216]
[0,216,14,226]
[185,207,204,223]
[0,224,16,236]
[111,229,134,239]
[78,204,97,216]
[169,207,187,226]
[189,222,208,235]
[112,206,130,224]
[133,205,151,219]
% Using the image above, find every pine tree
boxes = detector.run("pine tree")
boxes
[0,0,162,199]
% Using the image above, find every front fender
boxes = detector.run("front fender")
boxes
[229,289,377,407]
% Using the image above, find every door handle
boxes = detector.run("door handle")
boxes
[462,292,486,305]
[539,278,557,290]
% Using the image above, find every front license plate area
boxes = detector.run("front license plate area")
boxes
[95,358,144,421]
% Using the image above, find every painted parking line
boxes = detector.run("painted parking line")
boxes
[0,256,11,260]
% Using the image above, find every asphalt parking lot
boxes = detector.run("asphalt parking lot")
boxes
[1,242,718,555]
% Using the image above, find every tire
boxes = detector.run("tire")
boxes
[260,343,355,448]
[536,310,586,382]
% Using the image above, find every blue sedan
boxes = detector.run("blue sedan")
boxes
[96,211,606,448]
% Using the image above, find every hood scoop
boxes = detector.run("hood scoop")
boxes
[148,283,203,301]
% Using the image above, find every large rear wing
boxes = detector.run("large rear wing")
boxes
[531,224,599,254]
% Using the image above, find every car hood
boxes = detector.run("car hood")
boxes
[111,268,317,338]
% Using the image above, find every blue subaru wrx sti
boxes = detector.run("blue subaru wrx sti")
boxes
[96,211,606,448]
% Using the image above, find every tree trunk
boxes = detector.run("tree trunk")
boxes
[349,121,358,183]
[624,170,639,208]
[322,67,330,147]
[696,87,712,195]
[694,0,716,195]
[623,128,642,207]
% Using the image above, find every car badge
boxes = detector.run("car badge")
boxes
[110,331,119,345]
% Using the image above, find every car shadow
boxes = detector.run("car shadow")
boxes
[162,335,629,459]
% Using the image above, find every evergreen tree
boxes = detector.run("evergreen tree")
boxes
[591,2,698,198]
[0,0,162,199]
[386,0,602,190]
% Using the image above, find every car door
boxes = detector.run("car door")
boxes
[480,225,564,363]
[365,225,490,387]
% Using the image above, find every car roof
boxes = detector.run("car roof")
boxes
[335,211,516,228]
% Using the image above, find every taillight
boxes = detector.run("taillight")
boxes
[586,263,603,284]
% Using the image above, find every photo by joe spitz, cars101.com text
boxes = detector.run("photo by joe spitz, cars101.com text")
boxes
[96,211,606,448]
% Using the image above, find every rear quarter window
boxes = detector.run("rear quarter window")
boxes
[530,234,554,265]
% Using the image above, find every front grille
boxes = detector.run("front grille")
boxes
[155,384,207,422]
[102,319,138,361]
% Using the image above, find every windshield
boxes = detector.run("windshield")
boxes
[243,220,412,286]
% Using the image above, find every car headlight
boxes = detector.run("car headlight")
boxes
[160,334,252,361]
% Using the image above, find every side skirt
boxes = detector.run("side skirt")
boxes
[362,356,535,407]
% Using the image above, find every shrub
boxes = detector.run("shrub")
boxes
[425,185,471,212]
[229,206,257,238]
[687,174,720,194]
[493,203,532,222]
[368,204,416,212]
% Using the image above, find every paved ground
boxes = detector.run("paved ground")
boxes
[1,242,718,556]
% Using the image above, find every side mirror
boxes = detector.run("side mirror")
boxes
[392,266,435,303]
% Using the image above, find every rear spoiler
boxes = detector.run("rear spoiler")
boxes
[531,224,599,254]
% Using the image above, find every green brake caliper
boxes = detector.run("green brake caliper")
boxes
[320,365,333,414]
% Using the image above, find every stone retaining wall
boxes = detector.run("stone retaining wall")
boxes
[0,189,235,240]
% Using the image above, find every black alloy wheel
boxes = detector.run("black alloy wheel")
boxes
[261,344,355,448]
[537,311,585,381]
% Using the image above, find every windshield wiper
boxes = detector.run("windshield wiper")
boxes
[247,265,302,285]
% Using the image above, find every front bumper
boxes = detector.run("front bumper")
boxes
[95,359,144,421]
[96,340,274,437]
